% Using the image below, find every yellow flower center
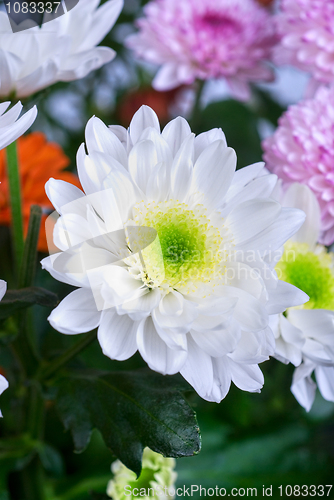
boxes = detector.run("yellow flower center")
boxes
[128,200,226,292]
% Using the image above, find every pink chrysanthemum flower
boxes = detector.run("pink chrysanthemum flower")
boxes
[274,0,334,83]
[262,85,334,246]
[126,0,277,100]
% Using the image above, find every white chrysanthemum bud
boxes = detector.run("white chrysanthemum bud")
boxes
[107,448,177,500]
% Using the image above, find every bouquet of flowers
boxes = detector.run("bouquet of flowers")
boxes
[0,1,333,499]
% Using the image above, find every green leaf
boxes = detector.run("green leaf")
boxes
[0,287,58,319]
[38,444,64,477]
[56,369,201,476]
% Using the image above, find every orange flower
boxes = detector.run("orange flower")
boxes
[0,132,81,252]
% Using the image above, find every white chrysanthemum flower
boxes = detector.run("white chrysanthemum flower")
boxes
[0,280,8,418]
[42,106,307,402]
[0,101,37,150]
[107,448,177,500]
[270,183,334,411]
[0,0,123,98]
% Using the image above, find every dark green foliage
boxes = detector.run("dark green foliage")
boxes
[0,287,58,319]
[56,370,201,476]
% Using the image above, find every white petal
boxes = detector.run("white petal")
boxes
[79,0,124,50]
[210,357,231,402]
[152,63,189,91]
[146,161,171,201]
[291,361,317,411]
[102,171,141,224]
[41,254,89,288]
[85,116,127,166]
[275,314,304,366]
[154,320,188,352]
[221,286,268,332]
[162,116,192,155]
[108,124,129,147]
[226,199,281,245]
[193,142,236,209]
[194,129,227,161]
[239,208,306,257]
[45,178,84,215]
[0,375,8,395]
[0,280,7,301]
[180,336,214,399]
[98,309,138,361]
[228,162,265,197]
[315,366,334,402]
[302,339,333,366]
[137,316,187,375]
[128,140,158,192]
[100,266,147,307]
[266,280,309,314]
[0,375,9,418]
[190,321,240,358]
[0,102,10,116]
[138,128,173,167]
[159,290,184,316]
[48,288,101,334]
[170,134,194,201]
[118,288,161,321]
[229,329,270,364]
[221,174,278,215]
[282,183,321,248]
[153,293,198,334]
[129,106,160,145]
[288,309,334,346]
[53,213,92,251]
[0,103,37,150]
[222,261,265,300]
[228,359,264,393]
[190,311,233,333]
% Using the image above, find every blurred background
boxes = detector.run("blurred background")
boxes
[0,0,333,498]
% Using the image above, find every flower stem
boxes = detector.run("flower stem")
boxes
[5,141,24,272]
[38,331,97,381]
[19,205,42,289]
[189,80,206,132]
[11,206,43,376]
[16,455,47,500]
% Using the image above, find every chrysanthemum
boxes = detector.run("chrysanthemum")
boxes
[269,183,334,411]
[107,448,177,500]
[0,0,123,98]
[0,102,37,150]
[0,132,81,252]
[274,0,334,83]
[42,106,307,402]
[0,280,8,418]
[126,0,277,100]
[263,86,334,246]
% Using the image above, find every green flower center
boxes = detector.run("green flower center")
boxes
[275,242,334,310]
[132,200,224,290]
